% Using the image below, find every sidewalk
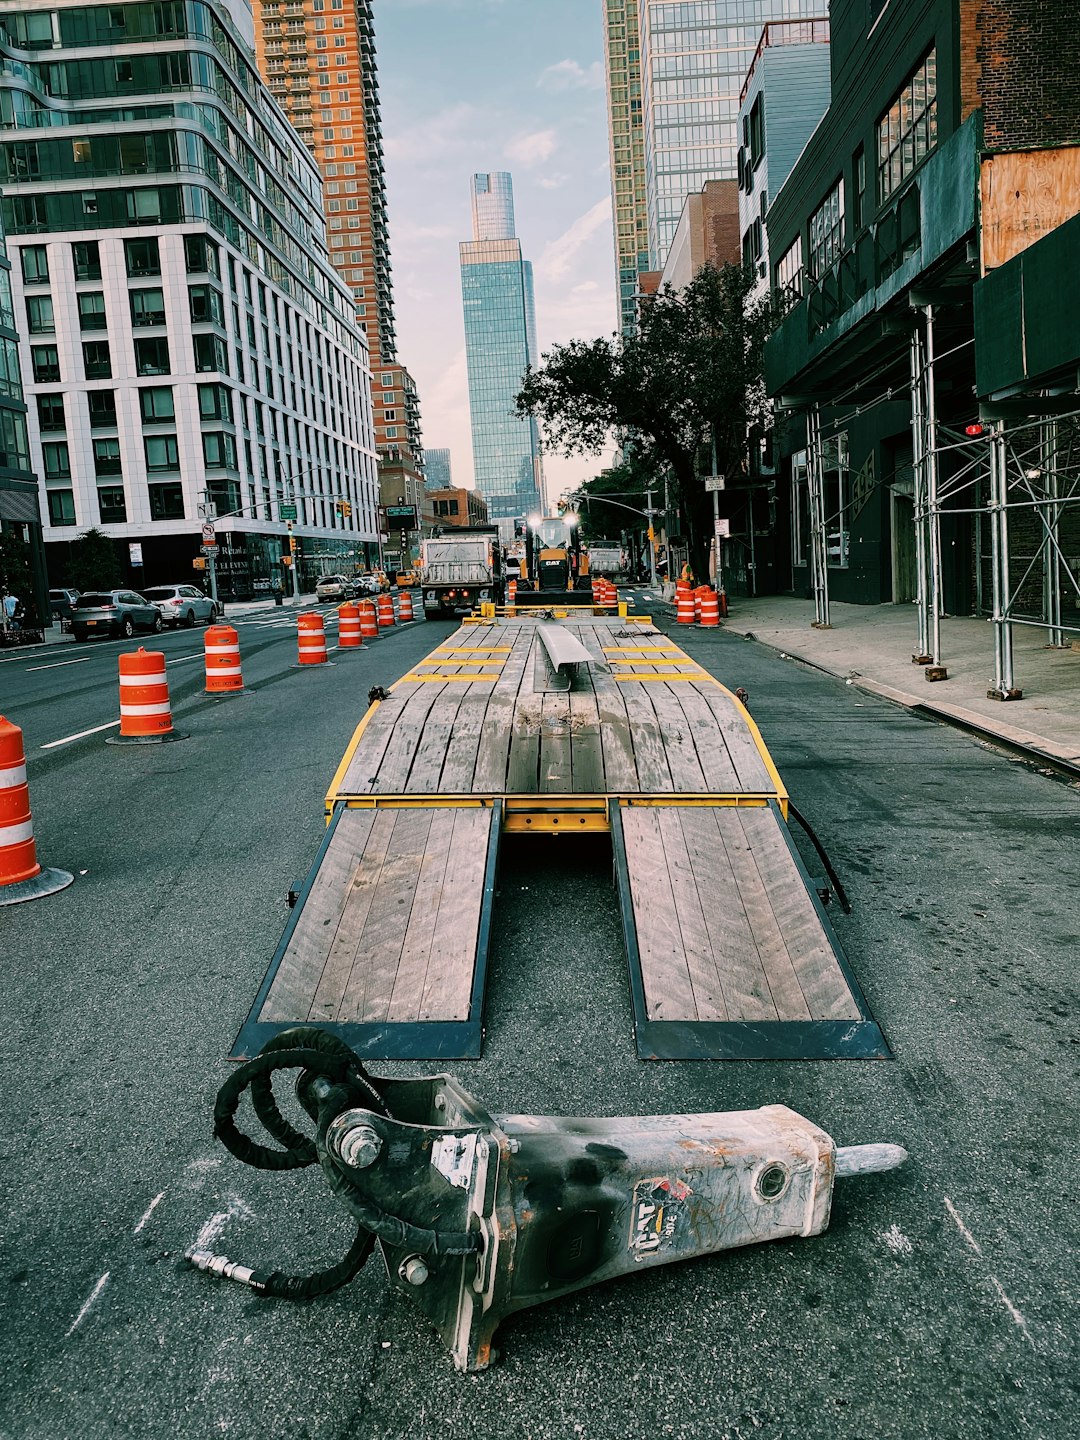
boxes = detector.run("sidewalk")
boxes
[704,594,1080,767]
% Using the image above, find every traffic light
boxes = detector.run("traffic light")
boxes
[342,501,352,517]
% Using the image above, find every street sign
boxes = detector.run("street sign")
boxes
[201,522,216,543]
[280,503,297,521]
[197,501,217,520]
[200,543,218,556]
[714,517,730,539]
[383,505,417,530]
[192,557,207,570]
[128,542,143,565]
[705,475,726,492]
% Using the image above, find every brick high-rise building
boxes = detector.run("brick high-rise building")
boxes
[252,0,425,558]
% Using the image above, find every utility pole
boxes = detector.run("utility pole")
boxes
[645,488,657,587]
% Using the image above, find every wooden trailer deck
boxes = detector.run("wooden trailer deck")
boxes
[233,614,888,1062]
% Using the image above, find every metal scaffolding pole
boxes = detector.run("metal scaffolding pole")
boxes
[923,305,945,671]
[807,404,831,628]
[988,421,1019,700]
[1041,420,1064,648]
[908,328,932,663]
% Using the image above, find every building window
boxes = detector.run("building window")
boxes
[144,434,180,472]
[78,292,107,331]
[198,383,233,422]
[81,341,111,380]
[774,237,804,315]
[748,95,764,170]
[20,246,48,284]
[130,288,166,327]
[134,337,170,376]
[72,240,101,280]
[88,390,117,428]
[823,434,850,569]
[48,489,76,526]
[124,237,161,277]
[790,450,808,568]
[184,235,220,277]
[808,179,844,280]
[878,49,937,202]
[25,294,54,334]
[385,426,398,439]
[140,386,174,422]
[42,440,71,479]
[203,432,237,469]
[93,438,123,477]
[98,485,127,523]
[853,146,867,231]
[149,483,184,519]
[37,394,66,432]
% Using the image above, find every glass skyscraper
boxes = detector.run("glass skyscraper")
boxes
[424,447,452,491]
[604,1,826,287]
[459,172,542,537]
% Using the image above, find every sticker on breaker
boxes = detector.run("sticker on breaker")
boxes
[628,1177,693,1259]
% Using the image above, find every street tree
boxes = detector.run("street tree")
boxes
[517,262,771,582]
[65,526,122,594]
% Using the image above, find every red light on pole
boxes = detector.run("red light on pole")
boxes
[964,422,984,437]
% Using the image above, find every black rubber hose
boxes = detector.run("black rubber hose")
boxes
[251,1223,376,1301]
[214,1045,360,1170]
[248,1027,389,1164]
[786,801,852,914]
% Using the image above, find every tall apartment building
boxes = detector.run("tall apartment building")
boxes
[459,172,542,539]
[0,213,46,621]
[0,0,379,597]
[251,0,425,543]
[603,0,827,297]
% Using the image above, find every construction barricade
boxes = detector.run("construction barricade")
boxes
[676,587,696,624]
[204,624,246,694]
[107,648,185,744]
[337,602,362,650]
[0,715,73,906]
[297,612,329,666]
[359,601,379,641]
[508,580,517,607]
[698,587,721,627]
[376,593,395,629]
[397,590,414,623]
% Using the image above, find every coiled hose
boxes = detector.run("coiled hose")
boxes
[200,1027,478,1301]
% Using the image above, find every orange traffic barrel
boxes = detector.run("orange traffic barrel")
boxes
[698,588,721,627]
[676,588,696,624]
[338,601,362,648]
[204,624,246,694]
[397,589,414,623]
[296,611,329,666]
[359,601,379,641]
[508,579,517,606]
[106,647,185,745]
[0,715,74,906]
[719,590,729,618]
[376,593,395,628]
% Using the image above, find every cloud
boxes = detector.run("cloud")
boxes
[538,173,570,191]
[538,59,605,92]
[384,103,480,166]
[503,129,558,168]
[535,197,613,283]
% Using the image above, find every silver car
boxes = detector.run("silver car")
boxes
[142,584,219,628]
[71,590,163,641]
[315,574,358,603]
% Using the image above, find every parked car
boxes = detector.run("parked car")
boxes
[142,584,219,628]
[71,590,163,641]
[354,573,386,596]
[48,587,80,626]
[315,573,358,603]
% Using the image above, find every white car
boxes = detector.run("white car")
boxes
[142,584,219,627]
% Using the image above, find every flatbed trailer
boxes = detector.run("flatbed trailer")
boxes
[233,611,888,1064]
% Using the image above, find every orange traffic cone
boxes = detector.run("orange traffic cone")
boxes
[359,601,379,641]
[106,648,186,744]
[508,579,517,607]
[204,624,246,694]
[397,590,414,623]
[338,601,362,649]
[376,593,395,628]
[296,611,330,666]
[0,716,74,906]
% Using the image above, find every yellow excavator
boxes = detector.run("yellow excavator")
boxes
[515,515,593,606]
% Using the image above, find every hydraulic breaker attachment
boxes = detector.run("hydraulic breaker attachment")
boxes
[196,1032,907,1372]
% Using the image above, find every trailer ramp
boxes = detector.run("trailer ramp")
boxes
[232,801,501,1060]
[612,799,888,1061]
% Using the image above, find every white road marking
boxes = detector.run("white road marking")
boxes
[944,1195,982,1255]
[881,1224,913,1257]
[24,657,93,672]
[193,1196,255,1251]
[990,1275,1036,1349]
[134,1192,166,1234]
[40,720,120,749]
[66,1272,110,1337]
[166,653,202,665]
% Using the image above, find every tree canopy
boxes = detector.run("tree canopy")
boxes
[517,262,771,581]
[65,527,122,594]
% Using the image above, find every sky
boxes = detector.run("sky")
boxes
[375,0,619,510]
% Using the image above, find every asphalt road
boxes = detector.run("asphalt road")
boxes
[1,608,1077,1440]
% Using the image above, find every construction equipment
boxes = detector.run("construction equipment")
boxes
[420,526,502,619]
[193,1028,908,1372]
[515,515,594,606]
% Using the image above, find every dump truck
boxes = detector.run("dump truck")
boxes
[419,526,503,618]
